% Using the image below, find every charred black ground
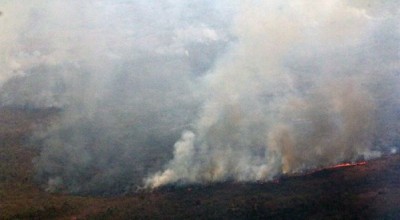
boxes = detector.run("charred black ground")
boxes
[1,107,399,219]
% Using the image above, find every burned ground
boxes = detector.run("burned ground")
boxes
[0,107,399,219]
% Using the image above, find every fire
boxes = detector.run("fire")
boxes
[327,161,367,169]
[299,161,368,176]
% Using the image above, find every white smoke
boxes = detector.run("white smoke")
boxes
[145,0,400,188]
[0,0,232,194]
[0,0,399,193]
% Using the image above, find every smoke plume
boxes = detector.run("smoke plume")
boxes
[145,0,400,188]
[0,0,399,194]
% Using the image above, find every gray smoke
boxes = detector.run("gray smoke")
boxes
[0,0,399,194]
[145,0,400,188]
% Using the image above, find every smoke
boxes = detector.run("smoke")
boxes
[145,0,400,188]
[0,0,399,193]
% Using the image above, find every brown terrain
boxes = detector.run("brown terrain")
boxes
[0,107,399,219]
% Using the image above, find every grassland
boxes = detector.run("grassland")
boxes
[0,107,399,219]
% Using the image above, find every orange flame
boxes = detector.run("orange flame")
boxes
[300,161,367,176]
[282,161,368,179]
[327,161,367,169]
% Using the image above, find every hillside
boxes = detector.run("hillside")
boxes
[0,107,399,219]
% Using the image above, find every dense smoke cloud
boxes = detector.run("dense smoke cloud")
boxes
[145,0,400,188]
[0,0,399,194]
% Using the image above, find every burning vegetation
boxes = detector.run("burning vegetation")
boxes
[328,161,367,169]
[0,1,399,218]
[1,107,400,218]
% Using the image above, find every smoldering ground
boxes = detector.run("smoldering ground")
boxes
[0,0,399,194]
